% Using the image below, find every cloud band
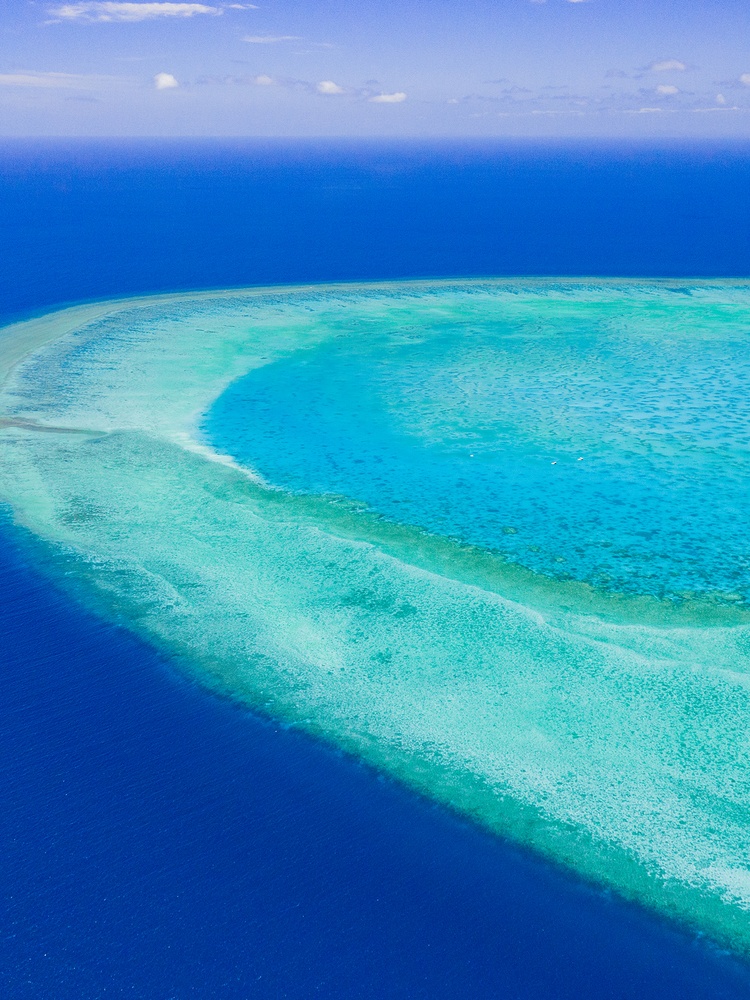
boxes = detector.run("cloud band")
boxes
[50,2,222,22]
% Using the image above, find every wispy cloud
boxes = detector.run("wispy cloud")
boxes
[242,35,300,44]
[649,59,687,73]
[154,71,178,89]
[741,73,750,87]
[317,80,343,95]
[656,84,679,95]
[49,3,223,22]
[693,105,745,114]
[369,91,407,103]
[0,70,111,88]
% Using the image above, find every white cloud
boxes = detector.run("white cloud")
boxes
[369,91,407,103]
[694,104,743,114]
[716,93,726,105]
[242,35,300,44]
[254,74,274,85]
[50,3,222,22]
[741,73,750,87]
[656,84,679,95]
[0,71,105,88]
[317,80,343,95]
[154,71,178,89]
[649,59,687,72]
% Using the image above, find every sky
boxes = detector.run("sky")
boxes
[1,0,750,136]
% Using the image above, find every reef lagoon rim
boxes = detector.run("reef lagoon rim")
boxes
[3,278,750,957]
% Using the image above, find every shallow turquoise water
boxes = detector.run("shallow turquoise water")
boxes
[205,286,750,601]
[3,280,750,955]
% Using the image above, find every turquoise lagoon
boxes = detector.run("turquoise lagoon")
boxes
[3,279,750,953]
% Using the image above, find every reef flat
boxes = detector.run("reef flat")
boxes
[2,280,750,954]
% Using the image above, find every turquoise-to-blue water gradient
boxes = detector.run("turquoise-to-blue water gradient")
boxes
[4,141,750,999]
[205,297,750,600]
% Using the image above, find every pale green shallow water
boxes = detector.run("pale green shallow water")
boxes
[3,280,750,954]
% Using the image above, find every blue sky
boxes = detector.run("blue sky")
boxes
[2,0,750,136]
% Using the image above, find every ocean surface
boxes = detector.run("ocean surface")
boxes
[3,141,750,998]
[2,139,750,322]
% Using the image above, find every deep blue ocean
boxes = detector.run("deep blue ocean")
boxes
[3,140,750,998]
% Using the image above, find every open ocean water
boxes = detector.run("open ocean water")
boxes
[3,140,750,998]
